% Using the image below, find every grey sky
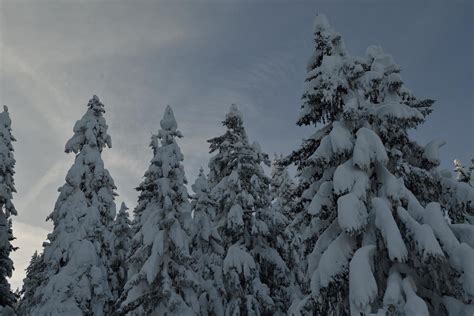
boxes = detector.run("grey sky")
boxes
[1,0,472,289]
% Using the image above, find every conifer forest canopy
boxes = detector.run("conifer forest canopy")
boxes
[0,1,473,315]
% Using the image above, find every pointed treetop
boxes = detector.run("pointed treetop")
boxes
[222,104,246,136]
[160,105,178,131]
[313,14,330,32]
[87,95,105,114]
[226,104,243,121]
[0,106,12,127]
[192,167,209,194]
[65,95,112,153]
[306,13,346,72]
[119,202,129,213]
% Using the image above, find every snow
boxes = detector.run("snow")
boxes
[353,127,388,170]
[449,243,474,297]
[423,139,446,165]
[160,105,178,131]
[382,268,404,311]
[307,181,333,215]
[366,45,400,74]
[375,102,424,121]
[376,164,404,202]
[401,277,429,316]
[337,193,368,234]
[451,224,474,248]
[170,221,190,256]
[329,122,354,154]
[227,204,244,230]
[442,296,474,316]
[422,202,460,253]
[223,244,256,278]
[373,197,407,262]
[307,220,341,276]
[333,159,369,199]
[310,135,333,162]
[349,245,377,314]
[397,206,444,259]
[316,232,356,288]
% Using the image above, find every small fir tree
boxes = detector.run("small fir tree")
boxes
[110,202,132,301]
[190,168,225,315]
[208,105,290,315]
[17,251,46,315]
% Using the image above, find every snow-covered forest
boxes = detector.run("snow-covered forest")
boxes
[1,13,473,316]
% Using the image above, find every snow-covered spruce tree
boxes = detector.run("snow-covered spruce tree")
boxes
[0,105,17,312]
[271,154,296,220]
[17,251,46,315]
[285,15,474,315]
[120,106,199,315]
[208,105,290,315]
[282,15,353,306]
[26,95,117,315]
[110,202,132,302]
[190,167,225,315]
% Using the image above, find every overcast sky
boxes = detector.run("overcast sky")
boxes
[1,0,472,289]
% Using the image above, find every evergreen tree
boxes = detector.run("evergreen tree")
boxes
[17,251,46,315]
[270,155,305,309]
[27,95,118,315]
[110,202,132,302]
[120,106,199,315]
[271,154,296,220]
[208,105,290,315]
[190,168,225,315]
[285,15,474,315]
[0,105,17,312]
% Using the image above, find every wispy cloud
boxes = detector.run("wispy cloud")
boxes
[16,160,70,216]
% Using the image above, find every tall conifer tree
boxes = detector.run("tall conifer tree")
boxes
[285,15,474,315]
[208,105,290,315]
[27,96,117,315]
[120,106,199,315]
